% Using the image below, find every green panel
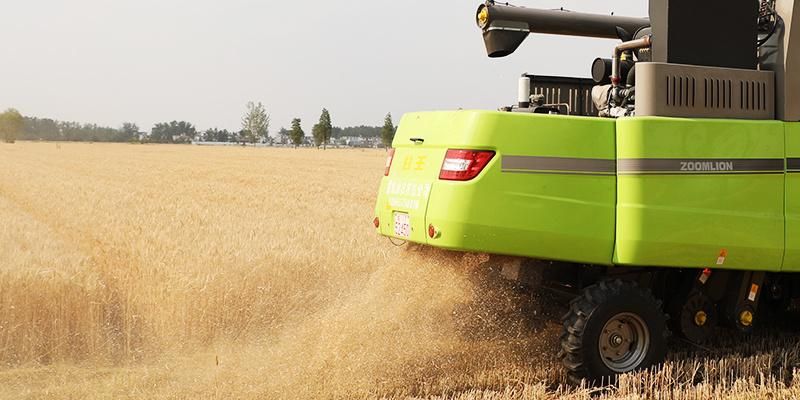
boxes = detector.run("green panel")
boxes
[374,110,617,265]
[374,146,443,244]
[784,123,800,271]
[615,117,785,271]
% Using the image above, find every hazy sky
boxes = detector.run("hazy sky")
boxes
[1,1,646,133]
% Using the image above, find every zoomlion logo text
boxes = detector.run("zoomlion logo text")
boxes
[680,161,734,172]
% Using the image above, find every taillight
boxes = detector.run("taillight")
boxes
[384,148,395,176]
[439,149,495,181]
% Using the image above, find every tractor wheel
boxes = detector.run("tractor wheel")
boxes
[559,279,669,385]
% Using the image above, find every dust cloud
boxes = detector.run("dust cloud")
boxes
[250,246,563,399]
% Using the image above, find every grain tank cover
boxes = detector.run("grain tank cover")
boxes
[476,2,650,58]
[649,0,759,69]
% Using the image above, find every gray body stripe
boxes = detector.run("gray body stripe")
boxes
[501,156,788,175]
[618,171,782,176]
[503,170,615,176]
[502,156,616,173]
[617,158,784,174]
[787,158,800,172]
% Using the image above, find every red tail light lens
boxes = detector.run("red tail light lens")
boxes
[384,148,395,176]
[439,149,495,181]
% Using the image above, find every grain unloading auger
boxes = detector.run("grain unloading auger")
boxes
[374,0,800,384]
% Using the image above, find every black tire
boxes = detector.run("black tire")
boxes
[759,279,792,323]
[559,279,669,385]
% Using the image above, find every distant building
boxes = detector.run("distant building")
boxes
[333,136,380,148]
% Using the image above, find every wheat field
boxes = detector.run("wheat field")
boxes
[2,142,800,399]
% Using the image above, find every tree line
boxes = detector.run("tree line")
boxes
[2,103,397,148]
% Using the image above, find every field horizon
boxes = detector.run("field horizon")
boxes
[3,142,800,399]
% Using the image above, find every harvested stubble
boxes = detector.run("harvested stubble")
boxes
[1,142,800,399]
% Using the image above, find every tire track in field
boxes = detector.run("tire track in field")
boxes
[0,173,149,362]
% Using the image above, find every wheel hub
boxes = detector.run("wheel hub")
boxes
[598,312,650,373]
[694,310,708,327]
[677,290,717,343]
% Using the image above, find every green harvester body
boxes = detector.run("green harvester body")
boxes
[375,111,800,272]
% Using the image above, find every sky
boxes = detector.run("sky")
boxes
[0,1,646,133]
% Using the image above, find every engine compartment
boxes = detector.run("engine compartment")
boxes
[480,0,785,120]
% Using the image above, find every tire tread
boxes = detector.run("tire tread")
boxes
[558,279,668,384]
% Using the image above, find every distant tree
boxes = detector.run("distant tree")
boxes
[311,108,333,149]
[216,129,232,142]
[235,129,247,144]
[200,128,214,142]
[174,121,196,143]
[241,101,270,145]
[150,121,196,144]
[201,127,232,142]
[150,123,171,143]
[0,109,24,143]
[23,117,59,140]
[381,113,395,148]
[289,118,304,148]
[118,122,140,142]
[277,127,290,144]
[312,124,322,148]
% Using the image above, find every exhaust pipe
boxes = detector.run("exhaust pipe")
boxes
[611,35,652,86]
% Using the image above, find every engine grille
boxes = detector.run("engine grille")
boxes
[637,62,774,119]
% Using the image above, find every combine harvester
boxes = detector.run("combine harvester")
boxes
[375,0,800,383]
